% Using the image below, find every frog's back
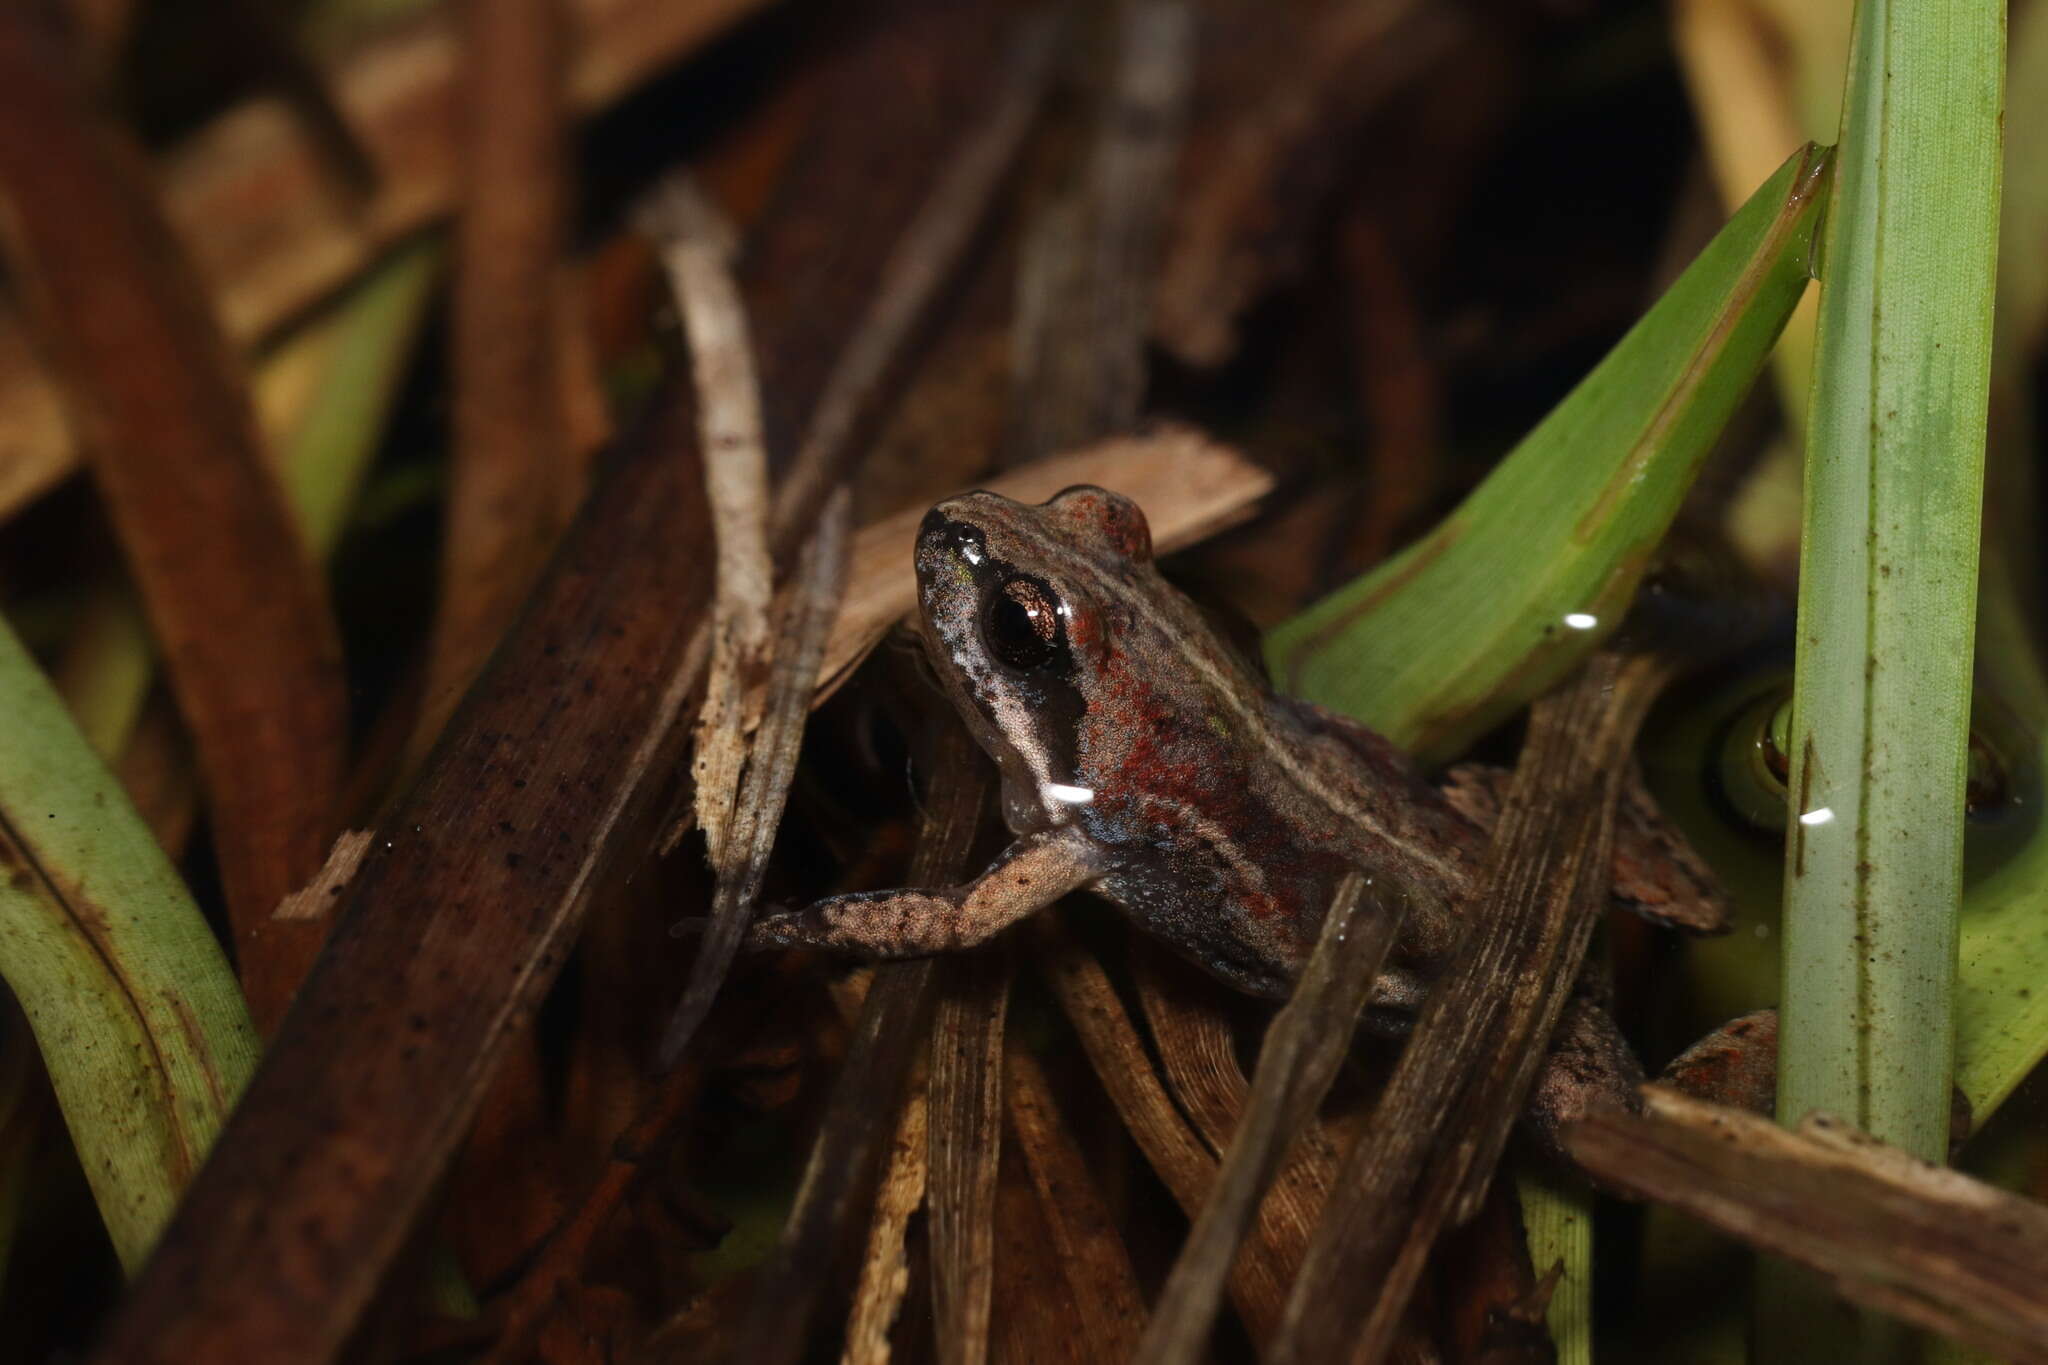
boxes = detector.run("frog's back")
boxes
[1065,581,1477,989]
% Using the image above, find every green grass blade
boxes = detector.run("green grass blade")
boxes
[1775,0,2004,1165]
[1265,144,1830,756]
[0,617,260,1272]
[1957,846,2048,1117]
[1518,1169,1592,1365]
[284,239,443,558]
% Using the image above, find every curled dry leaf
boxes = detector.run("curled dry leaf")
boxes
[1133,946,1345,1252]
[1032,918,1295,1339]
[1003,1043,1147,1362]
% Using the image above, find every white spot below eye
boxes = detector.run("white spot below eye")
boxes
[961,542,984,566]
[1563,612,1599,630]
[1799,807,1835,827]
[1044,783,1095,805]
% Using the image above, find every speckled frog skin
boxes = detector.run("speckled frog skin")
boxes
[746,485,1717,1021]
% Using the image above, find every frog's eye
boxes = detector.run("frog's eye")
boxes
[982,576,1065,670]
[1708,678,2022,832]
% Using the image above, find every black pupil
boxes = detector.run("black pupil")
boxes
[985,579,1060,668]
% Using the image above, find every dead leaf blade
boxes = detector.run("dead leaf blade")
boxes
[86,381,713,1365]
[0,8,348,1031]
[1032,919,1291,1338]
[1571,1087,2048,1365]
[1134,874,1406,1365]
[1003,1044,1148,1361]
[927,950,1012,1365]
[641,174,774,868]
[406,0,578,767]
[658,487,852,1068]
[0,0,775,521]
[733,723,993,1365]
[1269,650,1673,1365]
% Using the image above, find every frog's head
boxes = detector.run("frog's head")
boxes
[914,485,1153,830]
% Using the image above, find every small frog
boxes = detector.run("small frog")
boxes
[746,487,1717,1083]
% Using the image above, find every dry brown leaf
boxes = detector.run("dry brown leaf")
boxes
[86,379,713,1365]
[926,950,1012,1365]
[1133,875,1402,1365]
[1573,1087,2048,1364]
[0,8,349,1031]
[273,828,375,921]
[1032,917,1297,1339]
[0,0,776,522]
[406,0,578,768]
[1003,1045,1147,1361]
[842,1070,930,1365]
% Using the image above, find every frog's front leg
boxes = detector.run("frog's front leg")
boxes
[745,825,1101,959]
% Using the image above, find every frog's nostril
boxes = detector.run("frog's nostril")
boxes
[919,508,987,565]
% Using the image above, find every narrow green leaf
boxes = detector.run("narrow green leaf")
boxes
[1775,0,2004,1165]
[1518,1169,1592,1365]
[0,617,259,1272]
[1265,143,1830,755]
[1953,789,2048,1117]
[284,239,443,558]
